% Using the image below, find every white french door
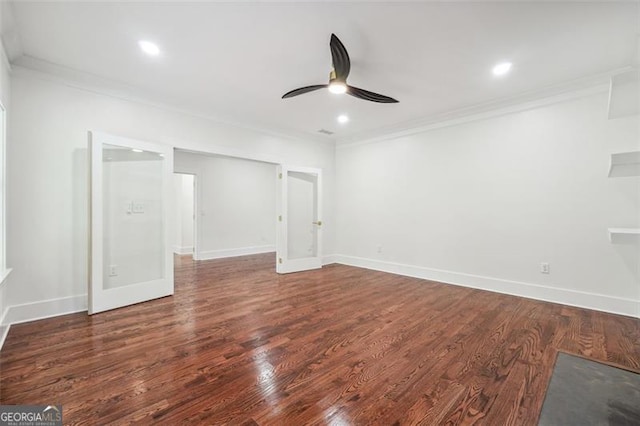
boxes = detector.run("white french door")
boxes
[276,165,322,273]
[89,132,174,314]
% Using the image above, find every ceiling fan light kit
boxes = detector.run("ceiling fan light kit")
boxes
[328,71,347,94]
[282,34,398,104]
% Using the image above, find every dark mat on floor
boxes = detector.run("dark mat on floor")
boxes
[538,352,640,426]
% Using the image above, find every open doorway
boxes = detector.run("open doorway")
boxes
[173,149,277,264]
[173,173,195,258]
[171,148,323,274]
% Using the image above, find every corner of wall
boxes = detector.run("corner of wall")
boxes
[0,322,9,350]
[3,294,87,328]
[0,270,12,350]
[0,301,9,350]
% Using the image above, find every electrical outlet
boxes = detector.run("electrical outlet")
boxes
[540,262,550,274]
[377,245,383,253]
[109,265,118,276]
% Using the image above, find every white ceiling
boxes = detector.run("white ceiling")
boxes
[4,1,639,144]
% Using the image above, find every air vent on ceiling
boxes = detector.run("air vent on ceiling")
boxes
[317,129,334,135]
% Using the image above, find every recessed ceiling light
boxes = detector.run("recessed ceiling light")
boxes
[328,81,347,94]
[132,149,143,153]
[492,62,512,76]
[138,40,160,57]
[337,114,349,124]
[159,153,165,157]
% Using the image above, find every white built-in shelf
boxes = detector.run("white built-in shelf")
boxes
[607,69,639,119]
[608,228,640,243]
[608,151,640,178]
[606,69,639,244]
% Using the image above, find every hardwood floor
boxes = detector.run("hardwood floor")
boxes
[1,254,639,425]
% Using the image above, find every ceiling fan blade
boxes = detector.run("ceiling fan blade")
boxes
[347,85,398,103]
[330,34,351,80]
[282,84,328,99]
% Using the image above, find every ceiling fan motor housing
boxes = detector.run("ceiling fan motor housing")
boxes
[329,69,343,83]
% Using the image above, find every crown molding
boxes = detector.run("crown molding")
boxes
[336,67,629,148]
[12,54,632,151]
[11,55,334,147]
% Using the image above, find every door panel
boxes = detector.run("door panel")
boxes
[287,171,317,259]
[89,132,174,314]
[277,166,322,273]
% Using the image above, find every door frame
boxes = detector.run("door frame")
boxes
[172,172,198,259]
[173,148,283,264]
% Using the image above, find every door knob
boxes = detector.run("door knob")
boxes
[312,221,322,226]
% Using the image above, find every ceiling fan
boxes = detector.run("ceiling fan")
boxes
[282,34,398,104]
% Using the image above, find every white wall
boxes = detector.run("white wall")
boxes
[173,173,194,255]
[336,92,640,317]
[0,8,12,343]
[5,69,335,320]
[174,151,276,260]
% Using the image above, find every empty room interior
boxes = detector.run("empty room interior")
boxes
[0,1,639,425]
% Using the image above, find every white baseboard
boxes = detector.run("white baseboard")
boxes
[334,254,640,318]
[0,306,9,351]
[0,271,10,349]
[173,245,194,255]
[0,325,9,350]
[3,294,88,327]
[197,245,276,261]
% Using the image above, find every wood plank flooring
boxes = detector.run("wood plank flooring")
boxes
[1,253,639,425]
